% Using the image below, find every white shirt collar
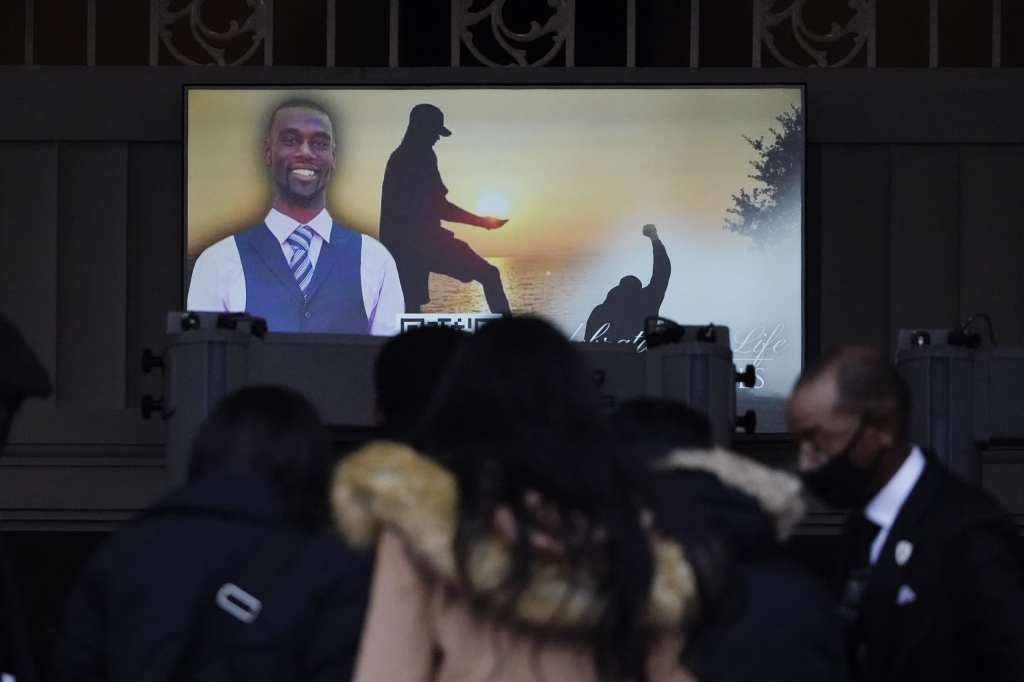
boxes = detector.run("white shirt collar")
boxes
[864,446,926,530]
[264,208,333,244]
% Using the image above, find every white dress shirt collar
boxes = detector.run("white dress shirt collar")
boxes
[864,445,926,531]
[264,207,333,244]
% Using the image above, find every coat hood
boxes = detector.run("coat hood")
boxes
[331,441,700,634]
[653,448,806,557]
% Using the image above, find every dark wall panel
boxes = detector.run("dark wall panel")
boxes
[0,0,26,64]
[877,0,930,67]
[0,457,164,514]
[2,66,1024,526]
[401,0,449,66]
[96,0,150,65]
[804,142,822,361]
[1005,1,1024,66]
[576,0,628,66]
[959,146,1024,345]
[126,144,183,409]
[57,144,128,409]
[805,71,1024,145]
[819,145,890,352]
[939,0,994,67]
[4,68,1024,145]
[34,0,86,65]
[0,143,58,405]
[889,146,961,342]
[699,0,753,66]
[273,0,328,66]
[336,0,389,66]
[635,0,690,67]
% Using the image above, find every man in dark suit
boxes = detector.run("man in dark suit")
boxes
[0,315,52,682]
[787,346,1024,682]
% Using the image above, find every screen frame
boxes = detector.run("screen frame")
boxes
[182,76,807,430]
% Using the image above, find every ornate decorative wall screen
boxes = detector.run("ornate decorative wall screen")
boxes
[10,0,1011,68]
[451,0,576,67]
[758,0,876,68]
[150,0,273,66]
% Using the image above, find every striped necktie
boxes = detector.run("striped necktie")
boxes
[286,225,315,293]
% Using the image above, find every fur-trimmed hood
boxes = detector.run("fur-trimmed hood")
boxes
[331,441,699,634]
[330,441,804,635]
[654,448,806,544]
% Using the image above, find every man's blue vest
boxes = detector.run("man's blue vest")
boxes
[234,222,368,334]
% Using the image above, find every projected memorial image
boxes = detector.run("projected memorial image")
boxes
[186,87,804,430]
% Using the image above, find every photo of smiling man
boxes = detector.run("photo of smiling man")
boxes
[187,98,405,335]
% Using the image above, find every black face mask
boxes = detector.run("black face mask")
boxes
[801,422,877,509]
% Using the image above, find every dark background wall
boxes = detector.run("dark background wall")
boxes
[2,0,1023,529]
[1,0,1024,673]
[8,64,1024,518]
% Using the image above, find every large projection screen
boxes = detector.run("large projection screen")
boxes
[186,86,804,431]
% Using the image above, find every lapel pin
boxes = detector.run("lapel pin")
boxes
[897,584,917,606]
[895,540,914,566]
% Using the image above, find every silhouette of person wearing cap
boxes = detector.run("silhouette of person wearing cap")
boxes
[586,224,672,344]
[379,104,511,314]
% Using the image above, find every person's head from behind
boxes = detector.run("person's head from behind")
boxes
[188,385,335,532]
[373,324,465,441]
[417,316,658,680]
[608,398,730,617]
[417,315,603,467]
[264,98,337,210]
[786,345,911,508]
[0,315,51,450]
[610,397,713,466]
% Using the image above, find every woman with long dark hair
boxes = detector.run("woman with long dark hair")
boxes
[333,317,714,681]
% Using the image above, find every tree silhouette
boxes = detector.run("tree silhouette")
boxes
[725,104,804,248]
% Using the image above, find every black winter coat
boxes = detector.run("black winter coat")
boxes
[842,458,1024,682]
[653,467,849,682]
[53,477,372,682]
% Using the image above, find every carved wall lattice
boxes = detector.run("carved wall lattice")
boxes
[453,0,574,67]
[5,0,1013,68]
[153,0,270,66]
[760,0,876,68]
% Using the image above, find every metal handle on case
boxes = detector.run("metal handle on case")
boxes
[735,364,757,388]
[140,395,164,419]
[735,410,757,434]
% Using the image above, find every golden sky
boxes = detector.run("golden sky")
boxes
[188,87,801,258]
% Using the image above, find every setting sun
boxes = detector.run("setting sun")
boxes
[475,191,510,218]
